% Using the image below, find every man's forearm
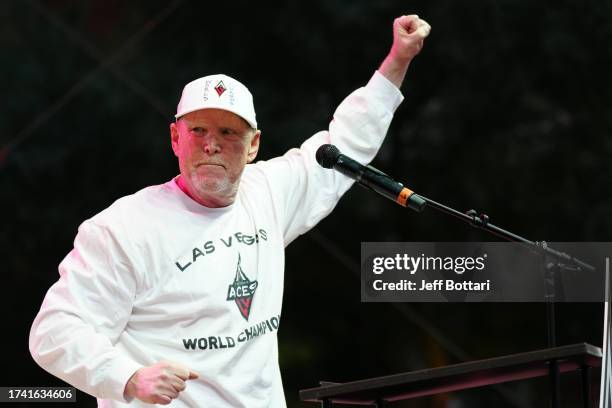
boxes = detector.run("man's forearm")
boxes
[379,55,411,89]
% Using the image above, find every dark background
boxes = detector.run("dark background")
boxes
[2,0,611,406]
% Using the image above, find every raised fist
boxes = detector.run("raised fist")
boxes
[389,15,431,63]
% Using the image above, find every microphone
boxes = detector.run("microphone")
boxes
[316,144,426,212]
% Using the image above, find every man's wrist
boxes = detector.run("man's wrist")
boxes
[123,370,139,400]
[378,54,411,89]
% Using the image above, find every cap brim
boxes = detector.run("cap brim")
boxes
[174,104,257,130]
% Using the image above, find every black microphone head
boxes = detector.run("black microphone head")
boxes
[316,144,341,169]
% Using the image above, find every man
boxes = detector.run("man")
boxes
[29,15,430,407]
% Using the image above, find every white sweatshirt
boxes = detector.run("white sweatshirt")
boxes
[29,71,403,407]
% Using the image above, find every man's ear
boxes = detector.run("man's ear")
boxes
[170,122,180,157]
[247,130,261,163]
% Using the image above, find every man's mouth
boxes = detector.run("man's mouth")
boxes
[196,163,226,169]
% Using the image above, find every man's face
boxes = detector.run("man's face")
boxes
[170,108,260,207]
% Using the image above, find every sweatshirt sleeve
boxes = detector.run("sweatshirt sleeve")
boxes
[253,70,404,245]
[29,221,142,402]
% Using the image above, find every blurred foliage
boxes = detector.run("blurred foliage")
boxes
[2,0,612,406]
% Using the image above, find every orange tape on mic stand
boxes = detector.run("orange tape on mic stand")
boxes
[396,187,413,207]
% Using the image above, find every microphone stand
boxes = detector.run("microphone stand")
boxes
[412,194,595,408]
[317,143,600,405]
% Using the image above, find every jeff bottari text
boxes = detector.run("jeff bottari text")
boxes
[372,279,491,292]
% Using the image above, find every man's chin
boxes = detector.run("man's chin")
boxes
[191,176,230,196]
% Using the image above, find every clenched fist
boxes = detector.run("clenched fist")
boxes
[124,360,199,405]
[379,15,431,88]
[389,15,431,63]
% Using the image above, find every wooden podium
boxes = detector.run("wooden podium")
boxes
[300,343,602,407]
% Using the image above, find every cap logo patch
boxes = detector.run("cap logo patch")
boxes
[214,81,227,97]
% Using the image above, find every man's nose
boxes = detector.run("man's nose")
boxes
[202,131,221,154]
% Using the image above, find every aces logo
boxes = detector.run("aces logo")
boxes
[226,254,258,320]
[214,80,227,97]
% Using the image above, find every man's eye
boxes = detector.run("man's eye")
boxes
[191,127,205,133]
[221,128,233,135]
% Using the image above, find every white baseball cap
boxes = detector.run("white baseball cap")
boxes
[175,74,257,129]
